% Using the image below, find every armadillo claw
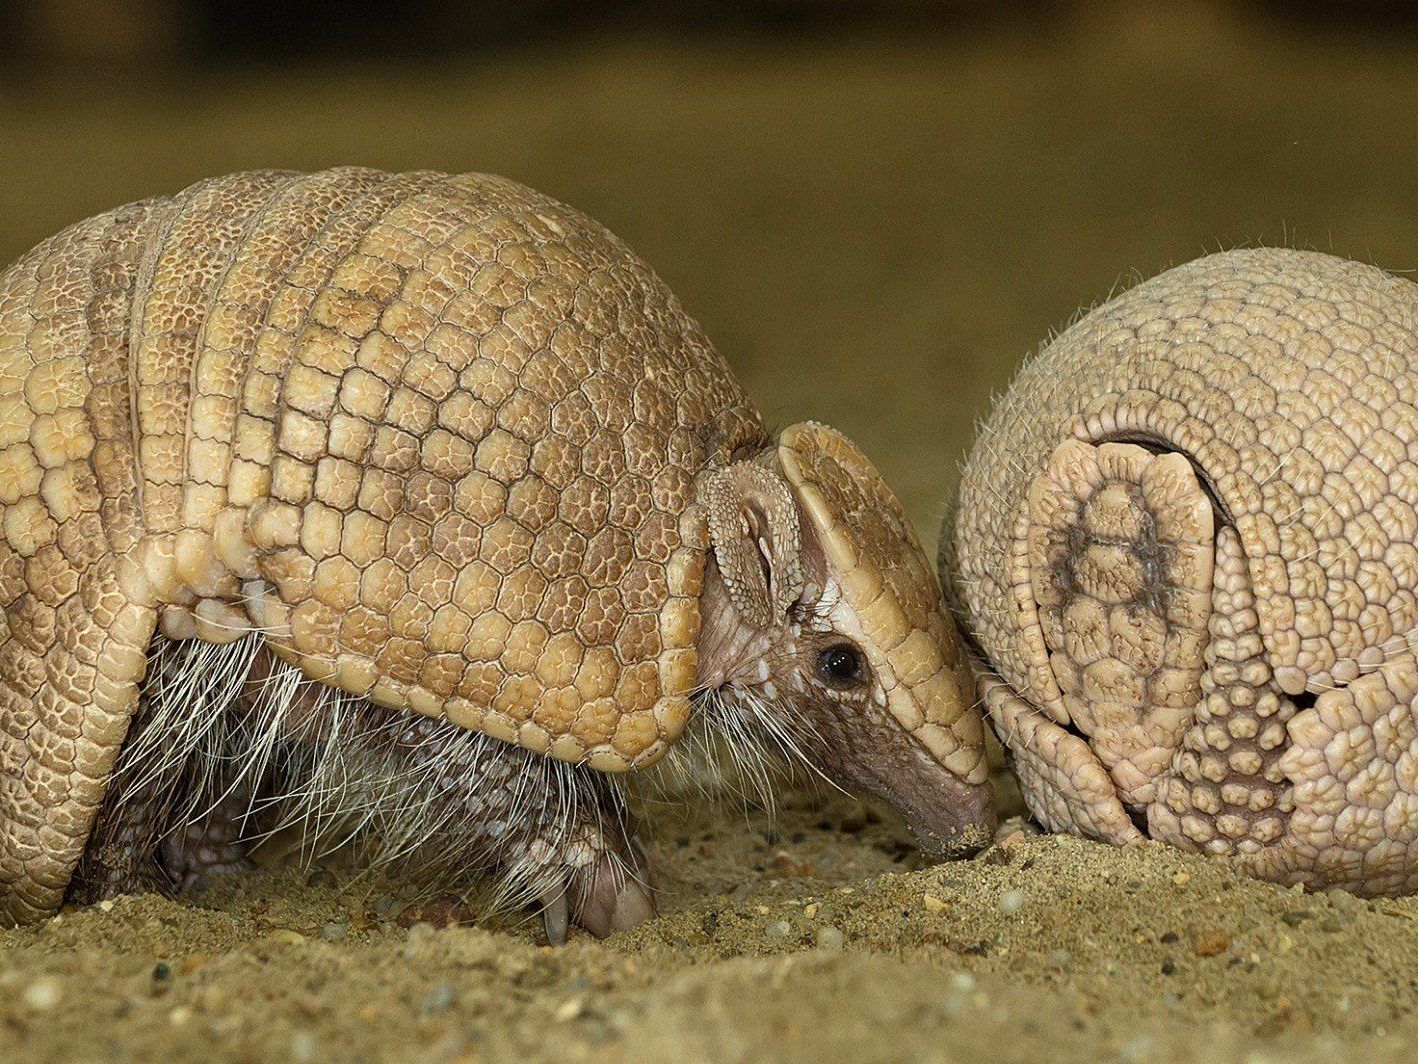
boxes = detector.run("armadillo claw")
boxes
[541,886,570,946]
[541,836,655,942]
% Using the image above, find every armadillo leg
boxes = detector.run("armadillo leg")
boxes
[1024,439,1213,807]
[350,712,655,940]
[159,782,257,890]
[229,649,656,939]
[69,655,258,902]
[66,711,177,904]
[980,666,1144,845]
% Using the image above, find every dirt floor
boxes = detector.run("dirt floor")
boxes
[6,2,1418,1062]
[6,790,1418,1063]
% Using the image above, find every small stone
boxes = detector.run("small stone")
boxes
[803,903,820,919]
[290,1031,319,1061]
[22,978,62,1010]
[998,890,1026,914]
[1193,932,1230,958]
[765,920,792,939]
[320,922,349,941]
[1118,1033,1156,1063]
[419,984,457,1015]
[553,997,585,1022]
[1171,871,1191,886]
[169,1006,193,1026]
[922,894,948,915]
[396,897,476,929]
[97,899,115,913]
[814,926,845,951]
[949,971,976,993]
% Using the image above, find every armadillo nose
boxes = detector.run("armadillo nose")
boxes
[899,776,998,861]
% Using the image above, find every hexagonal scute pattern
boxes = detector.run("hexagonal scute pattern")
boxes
[950,248,1418,893]
[204,170,768,771]
[0,168,770,890]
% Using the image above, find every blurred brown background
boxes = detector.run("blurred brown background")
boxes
[2,0,1416,543]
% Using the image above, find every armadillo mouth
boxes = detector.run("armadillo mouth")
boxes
[774,421,995,848]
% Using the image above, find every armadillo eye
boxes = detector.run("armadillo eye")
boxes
[817,643,866,688]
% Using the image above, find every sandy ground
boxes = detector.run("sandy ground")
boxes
[6,787,1418,1063]
[6,3,1418,1062]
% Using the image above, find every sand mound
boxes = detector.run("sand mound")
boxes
[4,791,1418,1063]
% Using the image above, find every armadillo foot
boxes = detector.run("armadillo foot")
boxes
[536,825,655,943]
[160,786,258,892]
[571,837,656,938]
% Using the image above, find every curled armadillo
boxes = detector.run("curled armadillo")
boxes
[0,168,994,938]
[948,247,1418,895]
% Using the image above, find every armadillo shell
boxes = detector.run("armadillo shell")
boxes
[0,169,765,922]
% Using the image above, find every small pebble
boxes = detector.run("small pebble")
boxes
[169,1006,193,1027]
[419,984,457,1015]
[1193,932,1230,958]
[765,920,792,939]
[1171,871,1191,886]
[1328,889,1356,911]
[320,922,349,942]
[1118,1033,1156,1063]
[949,971,976,993]
[553,997,585,1022]
[22,978,62,1010]
[998,890,1026,914]
[922,894,948,915]
[291,1031,319,1061]
[814,926,845,951]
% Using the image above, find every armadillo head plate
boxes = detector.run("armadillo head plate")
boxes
[699,422,996,857]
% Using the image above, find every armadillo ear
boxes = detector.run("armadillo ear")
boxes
[704,461,804,629]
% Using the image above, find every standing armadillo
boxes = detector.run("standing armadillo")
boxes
[947,247,1418,896]
[0,168,994,938]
